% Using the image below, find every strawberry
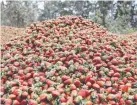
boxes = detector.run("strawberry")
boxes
[28,99,37,105]
[119,98,125,105]
[85,76,95,84]
[93,83,100,89]
[40,101,47,105]
[105,81,112,87]
[134,94,137,100]
[64,79,72,85]
[110,65,120,72]
[96,81,105,87]
[20,99,28,105]
[108,100,116,105]
[125,100,133,104]
[60,97,67,103]
[86,101,93,105]
[47,87,55,93]
[70,84,77,90]
[93,57,101,63]
[74,79,81,87]
[78,89,90,98]
[52,90,60,97]
[61,75,70,81]
[121,85,129,92]
[113,72,120,77]
[21,91,28,99]
[111,58,119,65]
[40,94,47,101]
[14,62,20,67]
[5,99,12,105]
[85,76,91,83]
[58,88,64,93]
[46,79,55,86]
[106,87,112,93]
[86,82,92,88]
[9,94,16,100]
[25,73,32,79]
[13,100,20,105]
[106,94,114,100]
[78,66,84,73]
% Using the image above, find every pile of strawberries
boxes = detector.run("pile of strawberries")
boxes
[1,16,137,105]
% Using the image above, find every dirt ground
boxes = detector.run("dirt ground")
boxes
[1,26,26,45]
[0,26,136,45]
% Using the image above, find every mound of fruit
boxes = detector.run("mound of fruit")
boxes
[1,16,137,105]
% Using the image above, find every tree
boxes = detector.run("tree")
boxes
[97,1,113,26]
[1,0,39,27]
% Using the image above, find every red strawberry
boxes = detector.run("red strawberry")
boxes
[60,97,67,103]
[111,59,118,65]
[108,100,116,105]
[52,90,60,97]
[106,94,114,100]
[70,84,77,90]
[113,72,120,77]
[64,79,72,85]
[93,83,100,89]
[86,82,92,88]
[134,94,137,100]
[40,94,47,101]
[14,62,20,67]
[9,94,16,100]
[106,87,112,93]
[85,76,91,83]
[28,99,37,105]
[78,89,90,98]
[62,75,70,81]
[125,100,133,104]
[74,79,81,87]
[85,76,95,84]
[20,99,28,105]
[13,100,20,105]
[58,88,64,93]
[111,77,118,81]
[5,99,12,105]
[78,66,84,73]
[96,81,105,87]
[109,65,120,72]
[26,73,32,79]
[40,101,47,105]
[121,85,129,92]
[47,87,55,93]
[105,81,112,87]
[21,91,28,99]
[86,101,93,105]
[119,98,125,105]
[46,79,55,86]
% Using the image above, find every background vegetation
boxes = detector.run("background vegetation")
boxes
[1,0,137,34]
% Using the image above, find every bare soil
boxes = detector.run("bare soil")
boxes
[1,26,26,45]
